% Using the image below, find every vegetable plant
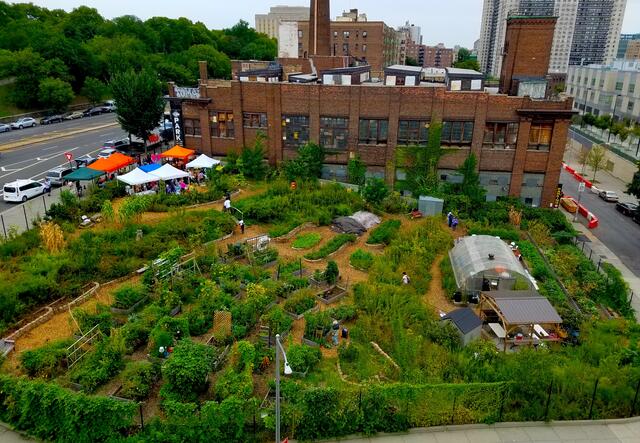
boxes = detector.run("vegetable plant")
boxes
[349,249,374,270]
[284,289,316,315]
[304,234,357,260]
[292,232,322,249]
[366,220,401,245]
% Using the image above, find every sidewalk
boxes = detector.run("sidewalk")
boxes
[0,423,35,442]
[310,417,640,443]
[0,186,65,237]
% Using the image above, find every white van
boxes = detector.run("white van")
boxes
[3,179,45,203]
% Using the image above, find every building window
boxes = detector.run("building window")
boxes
[628,101,635,112]
[184,118,201,136]
[320,117,349,150]
[362,44,367,52]
[362,31,367,38]
[615,81,624,91]
[210,112,234,138]
[321,164,348,182]
[333,31,338,38]
[298,30,303,39]
[281,115,309,148]
[630,83,635,94]
[343,43,349,53]
[397,120,430,145]
[441,121,474,145]
[483,122,518,149]
[359,119,388,144]
[343,31,350,38]
[521,173,545,207]
[528,122,553,151]
[243,112,267,129]
[479,172,511,202]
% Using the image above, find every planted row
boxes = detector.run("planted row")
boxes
[366,220,401,245]
[304,234,357,260]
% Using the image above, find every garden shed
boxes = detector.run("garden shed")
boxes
[442,308,482,346]
[448,235,532,296]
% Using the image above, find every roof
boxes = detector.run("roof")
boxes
[449,235,529,289]
[385,64,423,73]
[65,167,105,181]
[117,168,157,186]
[320,65,370,75]
[3,179,37,187]
[443,308,482,334]
[160,145,196,161]
[446,67,483,76]
[484,291,563,324]
[88,153,134,173]
[149,163,190,181]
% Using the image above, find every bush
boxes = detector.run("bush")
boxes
[350,249,374,270]
[112,283,146,310]
[70,332,126,392]
[327,304,357,322]
[304,234,357,260]
[149,316,189,351]
[20,339,73,378]
[304,311,333,341]
[286,344,322,372]
[284,289,316,315]
[324,260,340,284]
[261,306,294,335]
[292,232,322,249]
[162,339,215,402]
[119,361,159,401]
[366,220,401,245]
[337,342,358,363]
[362,178,389,205]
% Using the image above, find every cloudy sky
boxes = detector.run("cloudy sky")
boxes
[13,0,640,48]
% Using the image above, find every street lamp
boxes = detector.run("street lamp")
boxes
[275,334,292,443]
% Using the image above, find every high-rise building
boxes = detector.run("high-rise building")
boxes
[618,34,640,59]
[625,41,640,61]
[398,21,423,65]
[255,6,310,39]
[478,0,627,76]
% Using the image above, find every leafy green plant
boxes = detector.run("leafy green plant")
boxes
[70,331,126,392]
[284,289,316,315]
[327,304,357,322]
[261,306,294,335]
[161,339,215,402]
[362,178,389,205]
[112,283,146,310]
[439,255,457,298]
[20,338,73,378]
[366,220,401,245]
[324,260,340,284]
[292,232,322,249]
[119,361,159,401]
[304,234,357,260]
[304,311,333,342]
[286,344,321,373]
[350,249,374,270]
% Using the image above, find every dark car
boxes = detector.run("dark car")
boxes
[83,107,104,117]
[40,114,63,125]
[615,202,639,216]
[634,210,640,225]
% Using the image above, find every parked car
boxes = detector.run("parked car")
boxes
[10,117,37,129]
[101,101,117,112]
[64,111,84,120]
[633,210,640,225]
[40,114,63,125]
[598,190,619,202]
[97,148,118,159]
[615,202,638,216]
[0,123,10,133]
[75,154,96,167]
[45,166,74,186]
[103,138,130,150]
[83,107,104,117]
[3,179,45,202]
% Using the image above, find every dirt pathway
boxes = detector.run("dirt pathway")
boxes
[424,256,457,316]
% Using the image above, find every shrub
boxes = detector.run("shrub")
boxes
[112,284,146,310]
[284,289,316,315]
[20,339,73,378]
[350,249,374,270]
[366,220,401,245]
[261,306,294,335]
[362,178,389,205]
[327,304,357,322]
[73,304,114,336]
[292,232,322,249]
[337,342,358,363]
[162,339,215,402]
[252,247,279,266]
[119,361,159,401]
[304,311,333,341]
[70,331,126,392]
[467,226,521,242]
[439,256,457,298]
[324,260,340,284]
[304,234,357,260]
[286,344,321,373]
[149,316,189,351]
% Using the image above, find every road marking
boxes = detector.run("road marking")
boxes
[42,145,59,151]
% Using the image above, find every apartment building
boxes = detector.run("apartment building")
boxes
[618,34,640,59]
[255,6,309,39]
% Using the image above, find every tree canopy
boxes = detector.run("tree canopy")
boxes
[0,2,276,111]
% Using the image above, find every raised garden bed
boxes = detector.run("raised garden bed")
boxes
[304,234,357,261]
[110,296,149,315]
[292,232,322,250]
[285,304,319,321]
[366,220,401,246]
[315,285,348,305]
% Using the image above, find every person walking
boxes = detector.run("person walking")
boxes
[223,196,231,213]
[331,320,340,346]
[402,272,410,285]
[447,211,453,227]
[452,217,459,231]
[238,219,245,234]
[43,177,52,196]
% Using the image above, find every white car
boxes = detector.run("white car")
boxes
[3,179,45,202]
[0,123,11,133]
[97,148,118,159]
[598,190,619,202]
[10,117,37,129]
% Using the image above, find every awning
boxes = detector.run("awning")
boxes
[149,163,190,181]
[88,153,135,173]
[65,167,105,182]
[186,154,220,169]
[160,145,195,161]
[117,168,157,186]
[140,163,161,173]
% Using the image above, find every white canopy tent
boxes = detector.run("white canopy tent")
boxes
[117,168,157,186]
[149,164,190,181]
[186,154,220,169]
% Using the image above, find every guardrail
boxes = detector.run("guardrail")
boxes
[0,102,93,124]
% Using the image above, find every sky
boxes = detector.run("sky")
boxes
[12,0,640,48]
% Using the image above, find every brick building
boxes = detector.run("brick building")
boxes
[168,17,573,208]
[423,44,455,68]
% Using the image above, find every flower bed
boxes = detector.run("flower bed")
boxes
[304,234,357,260]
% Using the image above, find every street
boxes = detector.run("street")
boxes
[560,169,640,277]
[0,113,117,144]
[0,114,127,214]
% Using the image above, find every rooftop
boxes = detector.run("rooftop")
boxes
[443,308,482,334]
[385,64,423,73]
[445,67,484,76]
[483,291,563,325]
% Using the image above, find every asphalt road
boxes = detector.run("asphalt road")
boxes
[0,113,117,145]
[0,116,128,213]
[560,170,640,277]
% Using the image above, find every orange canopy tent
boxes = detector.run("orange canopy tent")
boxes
[88,153,135,174]
[160,145,196,162]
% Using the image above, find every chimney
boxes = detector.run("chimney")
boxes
[199,60,208,83]
[309,0,331,56]
[499,16,557,95]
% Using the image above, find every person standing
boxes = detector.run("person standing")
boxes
[238,219,245,234]
[452,217,459,231]
[447,211,453,227]
[402,272,410,285]
[331,320,340,346]
[223,197,231,213]
[43,178,52,196]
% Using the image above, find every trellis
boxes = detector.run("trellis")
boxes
[66,324,102,368]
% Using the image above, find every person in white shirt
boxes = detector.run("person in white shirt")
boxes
[402,272,410,285]
[223,197,231,212]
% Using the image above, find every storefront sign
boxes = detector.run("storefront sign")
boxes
[170,102,184,146]
[174,87,200,99]
[554,183,563,208]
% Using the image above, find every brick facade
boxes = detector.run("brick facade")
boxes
[176,80,573,208]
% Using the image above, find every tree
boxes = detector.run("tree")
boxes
[457,153,486,204]
[586,145,607,182]
[577,146,590,174]
[453,59,481,71]
[38,77,74,112]
[362,178,389,205]
[456,48,471,63]
[283,142,325,181]
[238,133,268,179]
[81,77,108,105]
[347,155,366,186]
[582,113,597,127]
[110,69,165,149]
[627,162,640,200]
[405,56,419,66]
[405,121,445,195]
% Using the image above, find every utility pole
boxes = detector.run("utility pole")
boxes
[574,182,585,223]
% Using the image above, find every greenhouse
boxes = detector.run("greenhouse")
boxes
[448,235,533,295]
